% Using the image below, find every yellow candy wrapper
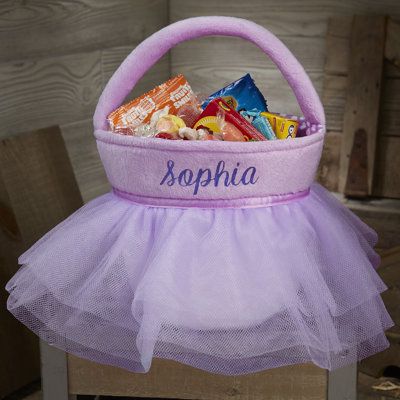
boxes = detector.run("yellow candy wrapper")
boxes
[261,112,299,139]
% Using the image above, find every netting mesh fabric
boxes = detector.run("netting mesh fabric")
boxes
[6,183,393,375]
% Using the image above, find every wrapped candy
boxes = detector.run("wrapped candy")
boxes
[107,75,198,134]
[156,115,186,136]
[193,98,266,142]
[240,110,276,140]
[261,112,299,139]
[202,74,268,112]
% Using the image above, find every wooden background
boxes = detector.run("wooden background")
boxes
[1,0,400,398]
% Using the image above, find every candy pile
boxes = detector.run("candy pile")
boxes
[107,74,300,141]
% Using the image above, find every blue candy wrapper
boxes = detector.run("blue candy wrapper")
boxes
[240,110,277,140]
[202,74,268,113]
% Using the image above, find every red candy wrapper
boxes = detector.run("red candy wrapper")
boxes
[193,98,266,141]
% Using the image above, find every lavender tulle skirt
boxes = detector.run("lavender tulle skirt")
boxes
[6,183,393,374]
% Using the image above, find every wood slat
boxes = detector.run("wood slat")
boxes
[0,50,103,138]
[339,16,386,196]
[172,36,326,73]
[61,119,109,203]
[0,44,170,139]
[323,66,400,139]
[322,75,347,133]
[0,175,40,398]
[316,131,341,192]
[170,0,400,37]
[317,128,400,198]
[385,17,400,68]
[68,356,327,399]
[323,18,400,137]
[380,76,400,137]
[373,136,400,199]
[324,17,352,76]
[0,126,83,241]
[0,0,168,62]
[102,46,170,102]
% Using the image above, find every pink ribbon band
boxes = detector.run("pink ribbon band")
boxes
[112,187,311,209]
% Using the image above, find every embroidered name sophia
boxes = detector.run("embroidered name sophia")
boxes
[160,160,259,195]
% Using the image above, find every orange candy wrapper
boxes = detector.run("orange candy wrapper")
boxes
[107,75,198,134]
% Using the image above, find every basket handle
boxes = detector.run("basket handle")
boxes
[93,16,325,130]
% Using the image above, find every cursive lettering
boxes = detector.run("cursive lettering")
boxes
[160,160,259,195]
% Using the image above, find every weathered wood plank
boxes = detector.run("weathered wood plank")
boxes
[170,1,400,37]
[68,356,327,399]
[0,50,102,138]
[373,136,400,199]
[339,16,386,196]
[61,119,109,203]
[0,126,82,241]
[385,18,400,69]
[0,0,168,62]
[316,131,341,192]
[324,16,352,75]
[322,75,347,133]
[323,72,400,138]
[380,76,400,138]
[0,175,40,398]
[323,17,400,137]
[172,36,326,73]
[102,46,171,102]
[317,129,400,199]
[0,44,170,139]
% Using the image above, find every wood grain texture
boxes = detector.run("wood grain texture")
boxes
[323,18,400,137]
[340,16,386,195]
[0,44,170,138]
[324,67,400,140]
[322,17,400,197]
[316,131,341,192]
[380,76,400,138]
[344,128,370,197]
[0,175,40,398]
[319,130,400,199]
[322,75,347,133]
[0,50,102,137]
[373,136,400,199]
[0,0,168,62]
[385,17,400,69]
[68,355,327,399]
[170,0,400,37]
[61,119,109,203]
[101,46,170,102]
[0,126,83,241]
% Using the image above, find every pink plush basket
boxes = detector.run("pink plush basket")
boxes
[93,16,326,208]
[6,17,393,376]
